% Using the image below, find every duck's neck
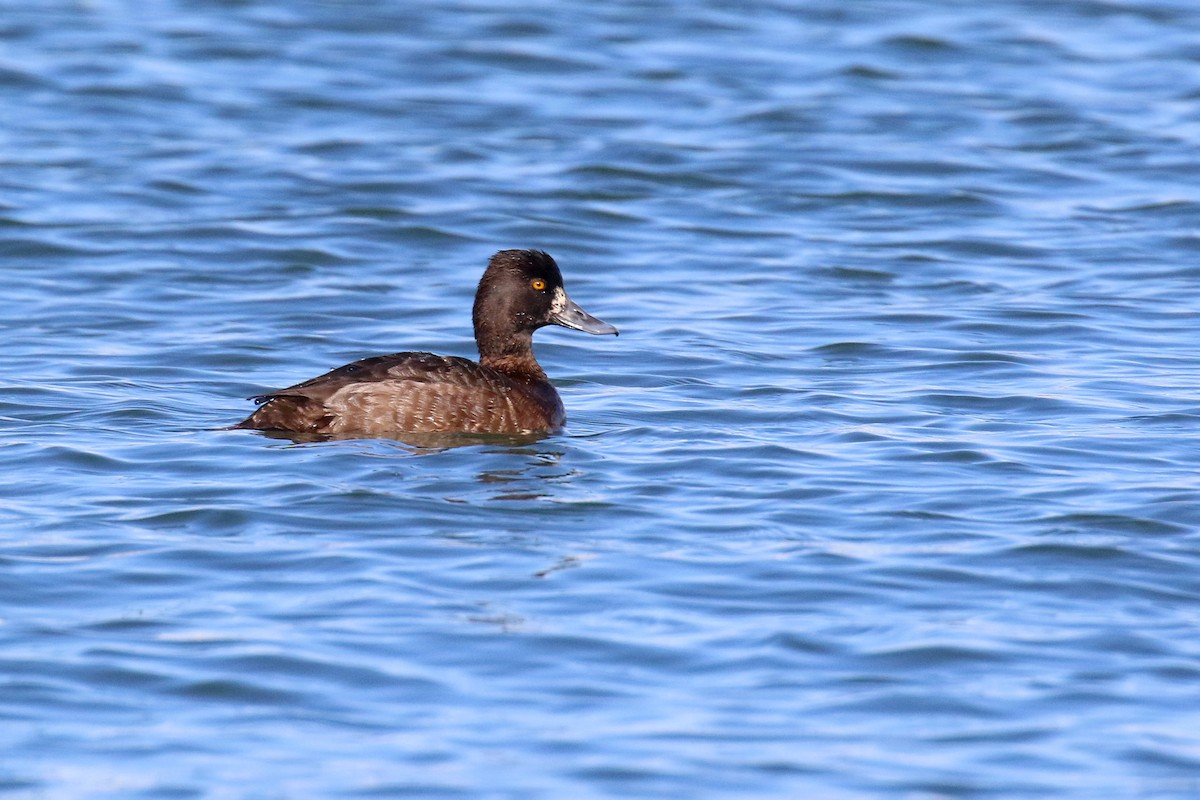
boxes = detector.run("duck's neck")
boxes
[478,331,548,382]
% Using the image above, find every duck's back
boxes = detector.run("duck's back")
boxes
[236,352,564,436]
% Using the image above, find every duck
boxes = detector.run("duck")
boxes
[233,249,618,437]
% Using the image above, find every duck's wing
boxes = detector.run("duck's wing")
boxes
[246,353,450,403]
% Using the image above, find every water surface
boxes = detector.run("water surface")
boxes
[3,1,1200,797]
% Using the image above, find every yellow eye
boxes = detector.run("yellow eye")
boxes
[531,278,546,291]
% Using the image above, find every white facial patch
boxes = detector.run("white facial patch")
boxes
[550,286,569,316]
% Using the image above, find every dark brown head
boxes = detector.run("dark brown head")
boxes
[472,250,617,372]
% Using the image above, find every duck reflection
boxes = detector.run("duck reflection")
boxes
[474,447,574,502]
[250,427,575,501]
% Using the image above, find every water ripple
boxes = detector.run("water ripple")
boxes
[4,0,1200,797]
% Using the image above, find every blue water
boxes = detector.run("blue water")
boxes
[4,1,1200,797]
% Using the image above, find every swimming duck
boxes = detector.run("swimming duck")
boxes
[234,249,618,437]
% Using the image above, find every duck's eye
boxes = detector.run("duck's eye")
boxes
[530,279,546,291]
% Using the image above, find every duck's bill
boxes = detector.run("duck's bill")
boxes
[551,290,619,336]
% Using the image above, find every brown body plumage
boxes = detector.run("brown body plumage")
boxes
[233,250,617,438]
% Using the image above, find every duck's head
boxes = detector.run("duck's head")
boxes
[473,250,618,361]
